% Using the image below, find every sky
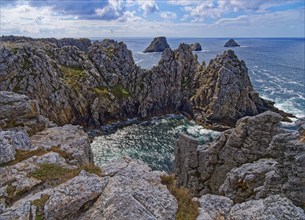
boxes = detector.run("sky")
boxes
[0,0,304,38]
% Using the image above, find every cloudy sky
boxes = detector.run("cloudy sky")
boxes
[1,0,304,38]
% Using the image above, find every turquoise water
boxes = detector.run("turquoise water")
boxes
[91,38,305,172]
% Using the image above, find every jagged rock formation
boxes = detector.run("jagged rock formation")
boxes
[143,37,170,53]
[190,43,202,51]
[0,37,199,127]
[191,50,291,129]
[0,92,177,220]
[175,111,305,217]
[224,39,240,47]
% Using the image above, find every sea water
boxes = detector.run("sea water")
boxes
[91,38,305,171]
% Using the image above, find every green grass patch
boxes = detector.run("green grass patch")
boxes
[22,57,31,70]
[90,86,111,98]
[111,84,130,99]
[28,163,102,186]
[61,65,85,88]
[161,175,199,220]
[32,194,50,220]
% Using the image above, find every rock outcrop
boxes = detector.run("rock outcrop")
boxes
[198,194,305,220]
[82,158,177,220]
[190,43,202,51]
[191,50,291,129]
[143,37,170,53]
[175,111,305,212]
[224,39,240,47]
[0,91,52,135]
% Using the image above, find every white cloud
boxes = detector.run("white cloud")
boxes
[118,10,142,22]
[160,11,177,20]
[136,0,159,15]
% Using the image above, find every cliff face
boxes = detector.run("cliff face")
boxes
[175,111,305,218]
[191,50,292,129]
[0,37,199,127]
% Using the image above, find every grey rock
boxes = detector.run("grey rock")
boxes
[30,124,93,165]
[44,171,109,220]
[228,195,305,220]
[82,157,178,220]
[224,39,240,47]
[197,194,233,220]
[0,130,32,165]
[190,43,202,51]
[144,36,170,53]
[219,159,279,203]
[0,92,50,135]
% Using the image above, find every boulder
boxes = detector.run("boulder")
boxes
[228,195,305,220]
[143,37,170,53]
[0,130,32,165]
[190,43,202,51]
[30,124,93,165]
[82,157,178,220]
[224,39,240,47]
[0,92,50,135]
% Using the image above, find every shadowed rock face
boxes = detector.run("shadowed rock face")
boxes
[224,39,240,47]
[175,111,305,211]
[143,36,170,53]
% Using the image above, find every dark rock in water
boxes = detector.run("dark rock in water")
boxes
[224,39,240,47]
[190,43,202,51]
[143,36,170,53]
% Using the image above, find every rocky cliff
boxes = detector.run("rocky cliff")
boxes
[1,36,289,130]
[0,91,178,219]
[224,39,240,47]
[0,37,200,128]
[175,111,305,219]
[191,50,292,129]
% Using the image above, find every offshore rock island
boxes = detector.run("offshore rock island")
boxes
[0,36,304,219]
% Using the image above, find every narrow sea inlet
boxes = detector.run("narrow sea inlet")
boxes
[91,115,219,172]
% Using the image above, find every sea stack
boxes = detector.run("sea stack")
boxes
[224,39,240,47]
[190,43,202,51]
[143,36,170,53]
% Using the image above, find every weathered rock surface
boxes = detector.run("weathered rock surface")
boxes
[197,194,305,220]
[224,39,240,47]
[197,194,233,220]
[1,37,198,127]
[0,130,32,164]
[228,195,305,220]
[144,36,170,53]
[82,157,178,220]
[0,157,177,220]
[190,43,202,51]
[175,111,305,210]
[0,91,51,135]
[30,124,94,165]
[191,50,291,128]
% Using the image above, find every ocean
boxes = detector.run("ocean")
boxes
[91,38,305,172]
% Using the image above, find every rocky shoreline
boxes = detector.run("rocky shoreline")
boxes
[1,36,304,219]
